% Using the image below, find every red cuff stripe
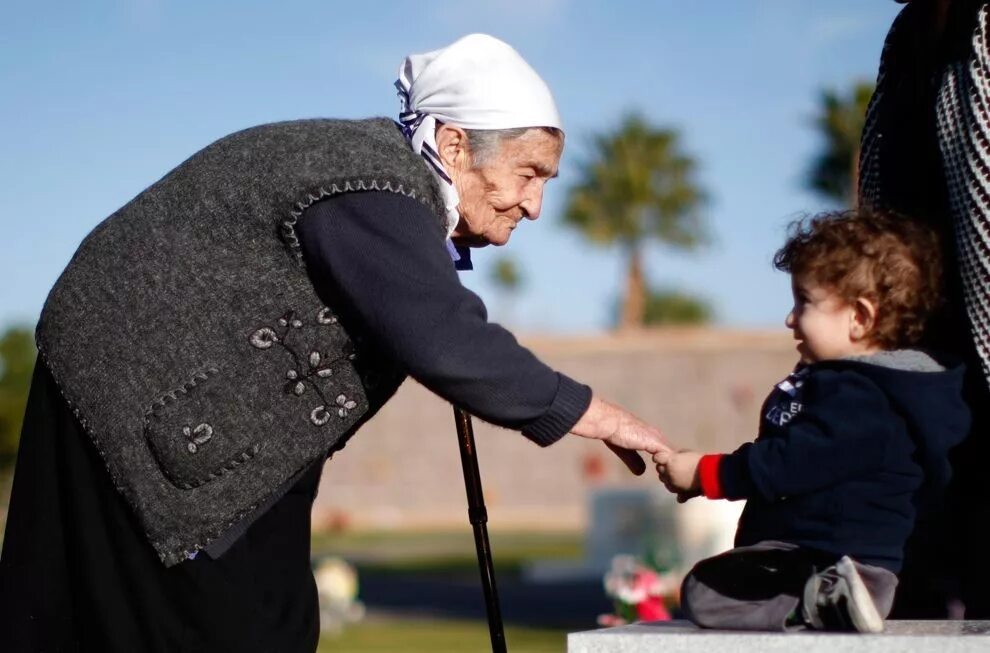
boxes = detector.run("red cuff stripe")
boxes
[699,454,726,499]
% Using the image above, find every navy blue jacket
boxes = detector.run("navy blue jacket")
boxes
[718,355,970,572]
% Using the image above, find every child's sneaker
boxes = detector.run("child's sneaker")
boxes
[801,556,884,633]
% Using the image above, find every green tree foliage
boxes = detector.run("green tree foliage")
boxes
[807,82,876,207]
[491,256,523,293]
[0,326,36,468]
[563,114,707,329]
[489,256,524,327]
[642,289,713,326]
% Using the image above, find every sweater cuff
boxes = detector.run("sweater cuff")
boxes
[717,445,758,500]
[521,374,593,447]
[699,454,726,499]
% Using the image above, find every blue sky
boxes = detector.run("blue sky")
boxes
[0,1,903,333]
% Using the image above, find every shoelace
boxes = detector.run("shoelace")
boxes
[814,571,855,630]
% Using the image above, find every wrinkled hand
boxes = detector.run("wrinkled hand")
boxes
[653,449,702,496]
[570,397,672,476]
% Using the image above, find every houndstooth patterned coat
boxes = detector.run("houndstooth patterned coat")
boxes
[860,0,990,392]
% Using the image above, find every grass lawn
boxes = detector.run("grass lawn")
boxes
[312,530,587,651]
[311,529,583,575]
[318,617,567,652]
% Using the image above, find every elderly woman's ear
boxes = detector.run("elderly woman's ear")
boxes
[435,123,472,173]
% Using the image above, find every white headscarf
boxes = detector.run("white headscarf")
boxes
[395,33,563,236]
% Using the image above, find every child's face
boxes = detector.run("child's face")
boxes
[785,277,875,364]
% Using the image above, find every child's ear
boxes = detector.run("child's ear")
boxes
[850,297,877,342]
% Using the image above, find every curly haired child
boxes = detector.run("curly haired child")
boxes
[656,210,970,632]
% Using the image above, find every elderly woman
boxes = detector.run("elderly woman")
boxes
[0,34,666,651]
[859,0,990,618]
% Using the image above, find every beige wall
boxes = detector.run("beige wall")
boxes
[312,328,798,532]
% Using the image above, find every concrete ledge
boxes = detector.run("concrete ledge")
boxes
[567,620,990,652]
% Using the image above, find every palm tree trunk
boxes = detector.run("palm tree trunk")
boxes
[619,247,646,330]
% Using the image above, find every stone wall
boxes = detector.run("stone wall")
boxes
[312,328,797,531]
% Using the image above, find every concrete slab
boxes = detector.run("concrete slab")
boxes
[567,620,990,653]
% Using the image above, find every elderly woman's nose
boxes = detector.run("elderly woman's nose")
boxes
[521,188,544,220]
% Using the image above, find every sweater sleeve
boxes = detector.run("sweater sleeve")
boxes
[294,190,591,446]
[716,369,899,501]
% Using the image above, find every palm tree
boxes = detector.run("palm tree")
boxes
[491,257,522,294]
[489,256,523,326]
[807,81,875,207]
[563,114,707,330]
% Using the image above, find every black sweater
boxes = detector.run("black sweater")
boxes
[296,190,592,445]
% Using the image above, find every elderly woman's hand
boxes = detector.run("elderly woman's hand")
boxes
[569,397,672,475]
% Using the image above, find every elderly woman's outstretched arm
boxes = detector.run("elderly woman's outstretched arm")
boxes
[297,190,668,474]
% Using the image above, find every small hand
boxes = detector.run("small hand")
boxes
[653,450,702,495]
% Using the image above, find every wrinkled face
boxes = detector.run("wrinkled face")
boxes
[449,129,562,247]
[785,277,862,364]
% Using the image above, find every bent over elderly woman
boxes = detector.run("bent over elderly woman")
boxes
[0,34,668,651]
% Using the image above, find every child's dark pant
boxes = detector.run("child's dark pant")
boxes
[680,540,898,631]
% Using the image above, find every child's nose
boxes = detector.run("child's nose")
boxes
[785,310,796,328]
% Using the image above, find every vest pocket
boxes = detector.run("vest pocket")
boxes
[142,306,374,490]
[143,365,265,490]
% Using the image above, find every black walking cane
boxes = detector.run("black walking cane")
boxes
[453,406,507,653]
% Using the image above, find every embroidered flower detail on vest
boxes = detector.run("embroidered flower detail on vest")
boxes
[183,423,214,453]
[250,308,359,426]
[335,393,358,418]
[310,406,332,426]
[249,327,279,349]
[316,307,338,325]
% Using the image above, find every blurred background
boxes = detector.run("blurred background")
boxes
[0,1,901,650]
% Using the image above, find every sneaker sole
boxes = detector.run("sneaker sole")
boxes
[836,556,885,633]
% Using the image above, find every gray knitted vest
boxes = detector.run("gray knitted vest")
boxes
[36,118,446,566]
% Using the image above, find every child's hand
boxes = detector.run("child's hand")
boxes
[653,449,702,495]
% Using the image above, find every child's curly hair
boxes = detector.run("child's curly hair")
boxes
[773,210,942,349]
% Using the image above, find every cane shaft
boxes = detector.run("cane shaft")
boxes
[454,407,507,653]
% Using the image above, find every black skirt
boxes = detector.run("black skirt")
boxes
[0,364,322,652]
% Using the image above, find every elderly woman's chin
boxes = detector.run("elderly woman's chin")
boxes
[489,226,516,246]
[452,215,518,247]
[456,231,511,247]
[485,223,520,247]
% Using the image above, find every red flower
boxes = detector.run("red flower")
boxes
[635,596,671,622]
